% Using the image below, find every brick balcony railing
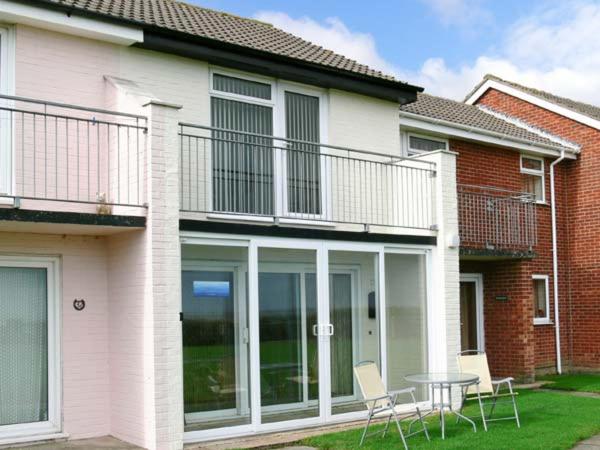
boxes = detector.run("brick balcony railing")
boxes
[458,184,537,252]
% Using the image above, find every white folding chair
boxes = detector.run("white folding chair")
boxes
[353,361,429,449]
[456,350,521,431]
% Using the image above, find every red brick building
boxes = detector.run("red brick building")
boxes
[400,90,580,381]
[467,76,600,373]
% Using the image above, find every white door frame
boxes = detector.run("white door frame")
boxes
[0,255,61,442]
[181,232,436,443]
[459,273,485,352]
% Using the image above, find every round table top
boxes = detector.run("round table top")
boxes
[405,372,479,385]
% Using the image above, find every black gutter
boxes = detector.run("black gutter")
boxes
[0,209,146,227]
[22,0,422,104]
[180,220,436,246]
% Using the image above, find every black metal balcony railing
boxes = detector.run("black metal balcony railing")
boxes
[0,95,147,207]
[179,124,437,231]
[458,184,537,251]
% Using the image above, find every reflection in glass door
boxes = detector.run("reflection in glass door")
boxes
[181,245,249,432]
[258,248,319,423]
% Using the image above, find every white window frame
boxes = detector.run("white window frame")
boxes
[0,25,15,198]
[208,67,330,221]
[0,255,62,443]
[532,274,551,325]
[520,155,545,204]
[459,273,485,352]
[406,132,448,157]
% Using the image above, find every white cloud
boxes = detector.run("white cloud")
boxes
[255,2,600,104]
[419,0,492,27]
[253,11,400,75]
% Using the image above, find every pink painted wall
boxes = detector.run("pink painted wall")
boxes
[0,232,110,439]
[107,230,151,448]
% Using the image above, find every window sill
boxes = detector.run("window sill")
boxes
[534,319,553,326]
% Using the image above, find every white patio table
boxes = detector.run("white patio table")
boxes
[405,372,480,439]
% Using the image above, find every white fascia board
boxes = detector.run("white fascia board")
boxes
[465,79,600,132]
[399,113,577,159]
[0,0,143,45]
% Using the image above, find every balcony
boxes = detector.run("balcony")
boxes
[0,95,147,226]
[179,124,437,234]
[458,184,537,257]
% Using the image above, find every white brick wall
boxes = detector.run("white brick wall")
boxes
[144,101,184,450]
[414,150,460,404]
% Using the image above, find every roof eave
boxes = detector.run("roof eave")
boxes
[465,78,600,132]
[21,0,423,103]
[399,110,578,158]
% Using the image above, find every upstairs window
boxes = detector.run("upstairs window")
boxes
[213,73,272,100]
[408,134,447,156]
[533,275,550,325]
[520,155,545,203]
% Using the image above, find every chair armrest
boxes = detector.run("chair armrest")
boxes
[492,377,514,385]
[363,393,393,404]
[389,387,416,396]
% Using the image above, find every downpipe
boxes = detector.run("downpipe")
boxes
[550,150,565,374]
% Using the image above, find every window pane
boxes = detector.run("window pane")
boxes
[522,157,543,171]
[385,253,428,401]
[0,267,48,426]
[409,136,446,153]
[211,97,274,215]
[533,279,547,319]
[213,74,271,100]
[181,245,250,432]
[258,247,319,423]
[521,173,543,200]
[285,91,321,215]
[329,250,380,416]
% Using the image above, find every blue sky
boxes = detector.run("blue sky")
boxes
[191,0,600,103]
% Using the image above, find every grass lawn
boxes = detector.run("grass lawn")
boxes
[538,373,600,393]
[297,390,600,449]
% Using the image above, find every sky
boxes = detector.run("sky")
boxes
[190,0,600,104]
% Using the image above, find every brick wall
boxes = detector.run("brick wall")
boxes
[477,88,599,369]
[455,138,570,377]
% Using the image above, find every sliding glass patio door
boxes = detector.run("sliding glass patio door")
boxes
[181,238,431,440]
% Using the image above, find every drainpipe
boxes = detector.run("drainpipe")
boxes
[550,150,566,374]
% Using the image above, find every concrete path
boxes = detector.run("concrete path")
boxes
[573,434,600,449]
[12,436,141,449]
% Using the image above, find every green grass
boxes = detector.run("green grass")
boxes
[297,390,600,450]
[538,373,600,393]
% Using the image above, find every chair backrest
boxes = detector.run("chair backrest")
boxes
[353,361,388,409]
[456,351,493,394]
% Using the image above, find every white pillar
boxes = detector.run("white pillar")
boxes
[415,150,460,405]
[143,100,184,450]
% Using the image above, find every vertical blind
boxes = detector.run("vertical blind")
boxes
[211,97,274,215]
[285,92,321,215]
[0,267,48,426]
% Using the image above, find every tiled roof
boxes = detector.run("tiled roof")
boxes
[34,0,410,85]
[400,93,574,149]
[469,74,600,122]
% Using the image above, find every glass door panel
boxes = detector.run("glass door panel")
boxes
[258,247,319,423]
[385,253,428,401]
[328,251,380,416]
[181,245,250,432]
[0,267,48,426]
